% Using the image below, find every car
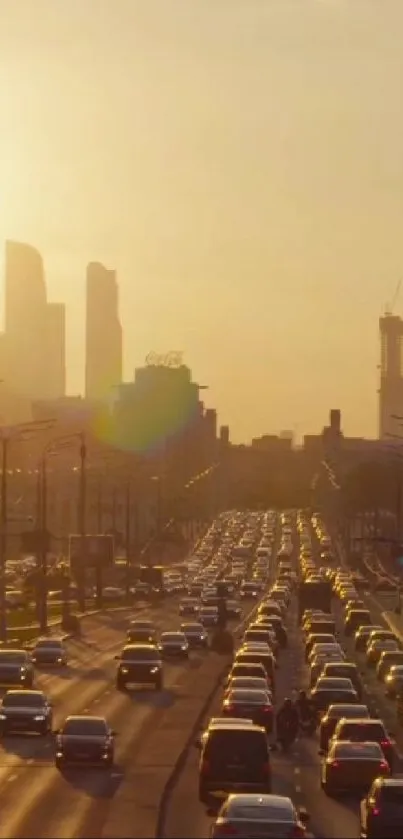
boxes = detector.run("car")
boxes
[159,631,189,659]
[354,625,383,652]
[225,600,242,620]
[243,628,276,650]
[115,644,163,690]
[222,688,274,732]
[384,664,403,697]
[0,649,34,687]
[318,703,370,752]
[224,676,271,699]
[360,777,403,838]
[126,627,157,644]
[320,662,363,700]
[196,722,272,806]
[179,597,200,616]
[226,662,269,688]
[321,740,389,796]
[308,643,343,666]
[376,649,403,681]
[31,638,68,667]
[234,650,275,692]
[55,715,115,768]
[330,717,395,770]
[199,606,219,627]
[310,655,346,688]
[180,622,208,648]
[210,793,310,838]
[344,609,373,636]
[311,677,358,714]
[367,639,399,667]
[305,633,336,660]
[128,619,157,634]
[0,690,52,735]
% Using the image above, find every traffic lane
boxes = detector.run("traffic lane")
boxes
[280,607,360,839]
[0,653,204,837]
[163,602,301,838]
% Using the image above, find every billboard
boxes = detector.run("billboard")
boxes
[69,534,114,572]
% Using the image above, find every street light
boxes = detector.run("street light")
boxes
[0,419,55,642]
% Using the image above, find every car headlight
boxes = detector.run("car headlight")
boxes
[20,667,27,674]
[34,715,45,721]
[57,657,63,663]
[120,667,129,674]
[181,646,188,651]
[150,666,160,673]
[0,714,6,720]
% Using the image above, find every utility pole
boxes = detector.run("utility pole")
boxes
[39,456,48,633]
[125,479,131,598]
[77,434,87,611]
[0,437,9,642]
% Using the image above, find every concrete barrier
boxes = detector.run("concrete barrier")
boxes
[383,610,403,642]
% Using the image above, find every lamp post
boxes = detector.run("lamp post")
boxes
[0,419,55,643]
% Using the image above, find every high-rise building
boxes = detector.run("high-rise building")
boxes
[5,240,48,398]
[44,303,66,399]
[378,314,403,438]
[85,262,122,400]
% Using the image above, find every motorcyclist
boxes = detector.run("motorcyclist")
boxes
[295,690,316,723]
[276,697,299,742]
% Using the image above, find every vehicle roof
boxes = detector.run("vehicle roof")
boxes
[64,715,106,723]
[3,689,44,697]
[206,722,265,734]
[226,793,294,809]
[122,643,159,651]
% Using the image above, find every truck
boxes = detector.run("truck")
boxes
[298,580,332,622]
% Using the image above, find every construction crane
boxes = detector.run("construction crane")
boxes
[385,279,402,316]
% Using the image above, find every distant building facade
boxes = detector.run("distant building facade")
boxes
[85,262,122,401]
[378,314,403,439]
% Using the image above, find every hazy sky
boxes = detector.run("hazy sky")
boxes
[1,0,403,443]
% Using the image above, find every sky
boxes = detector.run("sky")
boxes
[1,0,403,443]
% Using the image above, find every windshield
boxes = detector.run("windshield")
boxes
[161,634,185,642]
[2,693,44,708]
[35,640,62,649]
[0,652,27,664]
[121,647,160,661]
[62,718,107,736]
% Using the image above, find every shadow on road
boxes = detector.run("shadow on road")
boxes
[0,732,54,762]
[60,765,124,798]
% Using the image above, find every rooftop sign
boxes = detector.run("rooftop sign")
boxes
[145,351,183,368]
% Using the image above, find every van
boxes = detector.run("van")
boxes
[197,722,271,805]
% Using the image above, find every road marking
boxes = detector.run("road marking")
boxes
[7,773,17,783]
[295,784,301,793]
[294,767,301,775]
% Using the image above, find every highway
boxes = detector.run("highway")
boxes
[163,554,403,838]
[0,597,219,838]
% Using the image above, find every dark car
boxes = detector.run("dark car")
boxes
[55,715,115,768]
[126,627,157,644]
[159,631,189,659]
[319,703,370,752]
[0,649,34,687]
[360,777,403,838]
[226,601,243,620]
[115,644,163,690]
[344,609,372,636]
[222,688,274,733]
[354,625,381,652]
[305,633,336,660]
[376,650,403,682]
[180,622,208,648]
[0,690,52,735]
[320,662,363,700]
[197,722,272,806]
[235,651,275,693]
[257,615,287,648]
[321,740,389,796]
[179,598,200,616]
[330,717,395,771]
[311,677,358,715]
[31,638,68,667]
[211,793,309,839]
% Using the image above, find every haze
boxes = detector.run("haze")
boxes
[1,0,402,442]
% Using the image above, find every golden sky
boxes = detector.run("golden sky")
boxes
[1,0,403,442]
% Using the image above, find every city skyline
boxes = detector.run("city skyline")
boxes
[2,1,403,442]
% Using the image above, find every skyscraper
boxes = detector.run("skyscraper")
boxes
[4,240,66,401]
[378,314,403,438]
[44,302,66,399]
[85,262,122,400]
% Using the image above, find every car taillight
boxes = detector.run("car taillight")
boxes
[371,807,380,816]
[224,705,234,713]
[381,739,391,746]
[330,760,339,768]
[200,760,210,775]
[263,705,272,713]
[215,825,238,836]
[379,761,389,771]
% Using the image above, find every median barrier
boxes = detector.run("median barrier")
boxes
[383,611,403,643]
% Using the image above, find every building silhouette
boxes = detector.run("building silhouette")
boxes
[378,314,403,439]
[4,240,66,401]
[85,262,122,400]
